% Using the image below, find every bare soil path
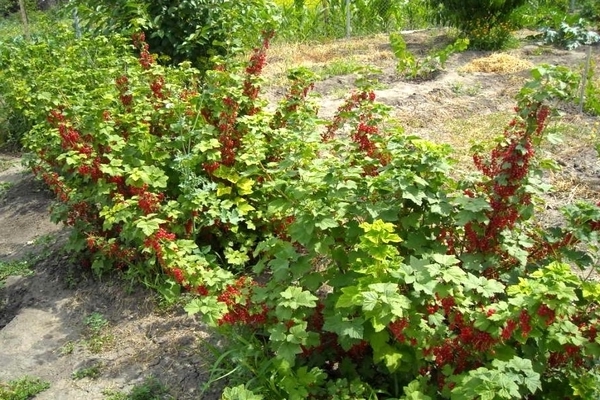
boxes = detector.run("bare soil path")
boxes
[0,160,221,399]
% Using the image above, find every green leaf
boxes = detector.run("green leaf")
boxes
[279,287,318,309]
[184,296,227,326]
[195,138,220,152]
[216,184,232,197]
[315,217,338,230]
[289,218,315,245]
[402,184,427,206]
[371,339,403,371]
[236,177,254,195]
[288,323,310,344]
[136,218,165,236]
[323,314,364,340]
[268,198,290,214]
[221,385,264,400]
[275,341,303,363]
[269,324,287,342]
[441,266,466,283]
[337,286,361,308]
[413,279,438,295]
[432,254,460,266]
[269,257,290,281]
[403,378,433,400]
[362,291,379,312]
[478,279,505,297]
[235,198,256,214]
[224,248,250,266]
[582,281,600,300]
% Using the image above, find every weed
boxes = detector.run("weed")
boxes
[64,269,78,289]
[71,363,102,380]
[390,33,469,80]
[85,333,114,353]
[0,182,12,199]
[592,121,600,140]
[101,390,127,400]
[527,45,555,56]
[581,60,600,116]
[450,81,482,96]
[83,313,113,353]
[314,58,364,79]
[103,376,174,400]
[0,158,13,172]
[24,233,59,265]
[0,376,50,400]
[59,341,75,356]
[84,312,108,333]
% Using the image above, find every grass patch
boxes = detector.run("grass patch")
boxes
[0,376,50,400]
[59,341,75,356]
[0,156,17,173]
[421,111,512,168]
[0,260,33,283]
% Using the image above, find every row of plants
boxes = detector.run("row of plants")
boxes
[1,12,599,396]
[273,0,600,47]
[4,0,598,61]
[389,33,469,80]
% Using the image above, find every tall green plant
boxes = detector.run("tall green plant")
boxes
[0,16,129,149]
[70,0,279,70]
[426,0,526,49]
[389,33,468,80]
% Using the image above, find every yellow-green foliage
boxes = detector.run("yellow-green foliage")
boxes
[274,0,322,8]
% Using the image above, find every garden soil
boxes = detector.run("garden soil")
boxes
[1,30,599,399]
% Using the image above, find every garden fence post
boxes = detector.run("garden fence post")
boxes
[18,0,30,41]
[579,45,592,113]
[345,0,351,37]
[73,8,81,39]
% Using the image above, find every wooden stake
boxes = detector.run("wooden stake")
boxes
[18,0,30,41]
[579,45,592,113]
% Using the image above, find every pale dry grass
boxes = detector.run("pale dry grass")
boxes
[426,111,513,168]
[264,34,395,82]
[459,53,534,74]
[550,174,597,201]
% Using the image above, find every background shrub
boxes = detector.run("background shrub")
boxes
[0,16,130,149]
[426,0,527,49]
[70,0,279,70]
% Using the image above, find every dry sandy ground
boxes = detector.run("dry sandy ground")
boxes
[0,158,221,399]
[0,29,599,399]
